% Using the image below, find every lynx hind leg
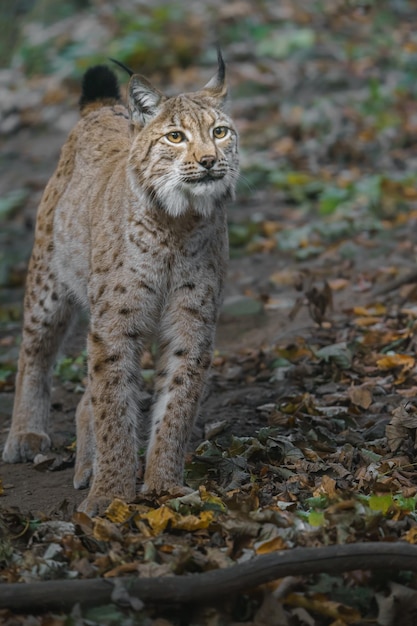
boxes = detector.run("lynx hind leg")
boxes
[3,260,75,463]
[73,389,95,489]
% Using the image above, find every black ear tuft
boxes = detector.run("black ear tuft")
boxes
[216,47,226,86]
[109,58,134,77]
[79,65,120,109]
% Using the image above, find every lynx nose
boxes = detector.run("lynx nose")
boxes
[199,155,216,170]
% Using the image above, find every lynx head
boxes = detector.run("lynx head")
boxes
[126,52,239,218]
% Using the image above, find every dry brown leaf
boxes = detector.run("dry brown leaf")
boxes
[376,581,417,626]
[327,278,349,291]
[285,593,361,623]
[136,562,173,578]
[93,518,124,542]
[348,385,373,409]
[313,475,337,498]
[403,527,417,544]
[104,561,141,578]
[353,315,383,327]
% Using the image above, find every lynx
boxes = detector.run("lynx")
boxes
[3,53,239,515]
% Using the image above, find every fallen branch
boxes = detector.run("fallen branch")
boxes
[1,542,417,613]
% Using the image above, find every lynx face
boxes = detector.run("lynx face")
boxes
[128,90,239,218]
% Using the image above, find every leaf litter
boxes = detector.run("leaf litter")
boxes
[3,0,417,624]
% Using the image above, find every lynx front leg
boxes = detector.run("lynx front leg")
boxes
[77,328,142,516]
[73,388,95,489]
[3,258,75,463]
[144,307,216,494]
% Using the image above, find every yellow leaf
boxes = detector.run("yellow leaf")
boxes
[199,485,226,511]
[353,303,386,316]
[285,593,361,623]
[105,498,132,524]
[353,315,382,327]
[368,494,393,514]
[256,536,287,555]
[261,220,281,237]
[66,440,77,452]
[172,510,214,531]
[376,354,415,370]
[141,505,176,535]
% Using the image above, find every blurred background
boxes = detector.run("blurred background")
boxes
[1,0,417,376]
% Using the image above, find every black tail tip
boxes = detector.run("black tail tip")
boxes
[79,65,120,109]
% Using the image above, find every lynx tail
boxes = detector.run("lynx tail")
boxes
[79,65,121,110]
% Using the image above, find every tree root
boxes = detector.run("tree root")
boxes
[1,542,417,613]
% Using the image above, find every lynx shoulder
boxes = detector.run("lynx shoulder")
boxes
[3,53,239,515]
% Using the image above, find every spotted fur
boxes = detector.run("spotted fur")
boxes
[3,57,239,515]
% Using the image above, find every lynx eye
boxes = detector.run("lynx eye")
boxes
[213,126,228,139]
[166,131,185,144]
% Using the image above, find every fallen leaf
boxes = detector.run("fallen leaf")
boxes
[348,385,373,409]
[313,475,337,499]
[255,535,287,555]
[285,592,361,623]
[377,354,415,370]
[105,498,132,524]
[93,518,124,542]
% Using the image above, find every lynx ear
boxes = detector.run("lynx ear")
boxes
[201,49,227,106]
[128,75,165,126]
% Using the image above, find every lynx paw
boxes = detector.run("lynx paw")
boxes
[2,431,51,463]
[141,481,193,497]
[77,493,113,517]
[77,481,137,517]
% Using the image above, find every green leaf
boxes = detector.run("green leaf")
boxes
[228,223,253,247]
[315,342,353,369]
[257,29,315,59]
[54,352,86,383]
[368,494,393,514]
[84,604,127,623]
[308,510,325,527]
[319,186,351,215]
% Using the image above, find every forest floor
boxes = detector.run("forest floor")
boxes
[2,1,417,624]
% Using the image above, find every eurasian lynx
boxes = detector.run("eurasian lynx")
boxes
[3,53,239,515]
